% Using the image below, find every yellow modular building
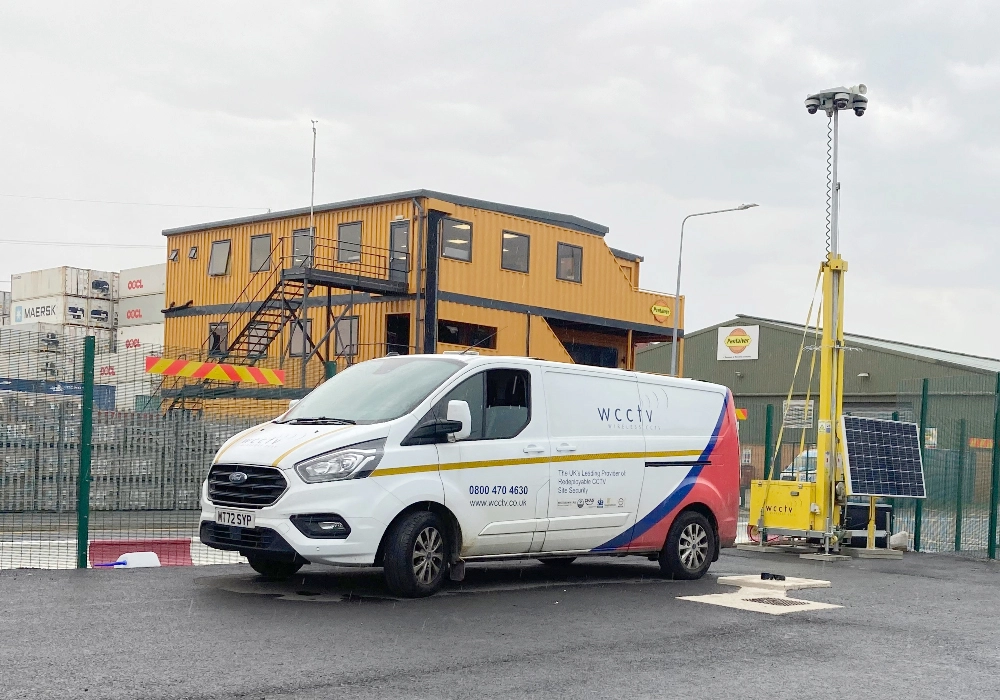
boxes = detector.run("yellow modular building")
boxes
[160,190,683,388]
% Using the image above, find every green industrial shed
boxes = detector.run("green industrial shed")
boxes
[636,314,1000,482]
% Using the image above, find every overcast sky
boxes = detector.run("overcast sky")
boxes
[2,2,998,356]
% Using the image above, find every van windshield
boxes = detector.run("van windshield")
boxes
[277,356,465,425]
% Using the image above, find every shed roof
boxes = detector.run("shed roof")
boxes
[162,189,610,238]
[609,247,644,262]
[679,314,1000,374]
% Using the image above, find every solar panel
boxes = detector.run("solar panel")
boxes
[841,416,926,498]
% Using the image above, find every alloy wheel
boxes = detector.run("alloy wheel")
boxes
[678,522,709,570]
[412,526,444,584]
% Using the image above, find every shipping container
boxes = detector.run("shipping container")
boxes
[117,293,166,327]
[0,324,112,354]
[12,267,119,301]
[0,290,10,316]
[61,325,114,352]
[9,296,114,328]
[116,323,164,353]
[118,263,167,298]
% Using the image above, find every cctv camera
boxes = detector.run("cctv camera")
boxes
[833,92,850,110]
[805,97,820,114]
[852,95,867,117]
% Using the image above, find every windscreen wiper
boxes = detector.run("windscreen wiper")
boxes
[278,417,357,425]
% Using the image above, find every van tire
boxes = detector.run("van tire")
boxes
[538,557,577,566]
[247,556,303,581]
[659,510,715,580]
[383,511,448,597]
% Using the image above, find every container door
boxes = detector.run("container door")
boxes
[541,369,645,553]
[434,366,549,556]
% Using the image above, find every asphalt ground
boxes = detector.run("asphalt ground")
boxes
[1,550,997,700]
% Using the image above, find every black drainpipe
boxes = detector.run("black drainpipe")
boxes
[423,210,447,354]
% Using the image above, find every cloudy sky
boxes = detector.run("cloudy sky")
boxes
[2,2,998,355]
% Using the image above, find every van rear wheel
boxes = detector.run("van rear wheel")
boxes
[384,511,448,597]
[247,556,303,581]
[659,510,715,580]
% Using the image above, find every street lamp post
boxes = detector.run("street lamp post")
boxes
[669,203,758,377]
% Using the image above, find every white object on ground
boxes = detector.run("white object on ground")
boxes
[889,532,910,551]
[113,551,161,568]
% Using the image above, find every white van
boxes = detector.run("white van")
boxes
[200,354,740,597]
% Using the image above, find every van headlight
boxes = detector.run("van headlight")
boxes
[294,439,385,483]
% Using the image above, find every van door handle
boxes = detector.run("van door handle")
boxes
[523,444,546,454]
[555,443,577,452]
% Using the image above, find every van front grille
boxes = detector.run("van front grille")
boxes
[208,464,287,509]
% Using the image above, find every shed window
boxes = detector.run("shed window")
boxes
[335,316,359,357]
[337,222,362,263]
[208,322,228,357]
[556,242,582,283]
[441,218,472,261]
[188,246,198,260]
[501,231,530,273]
[208,240,231,276]
[437,320,496,349]
[168,249,179,262]
[289,319,313,358]
[250,234,272,273]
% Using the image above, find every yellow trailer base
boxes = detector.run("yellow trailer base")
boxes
[748,481,818,532]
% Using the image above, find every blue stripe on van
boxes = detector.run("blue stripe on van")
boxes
[591,397,728,552]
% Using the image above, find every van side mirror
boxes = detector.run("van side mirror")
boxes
[446,400,472,441]
[405,418,464,444]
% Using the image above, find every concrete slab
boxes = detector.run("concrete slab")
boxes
[717,574,831,592]
[843,547,904,560]
[799,552,852,561]
[679,585,841,616]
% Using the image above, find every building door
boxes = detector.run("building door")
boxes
[435,366,550,556]
[292,228,314,267]
[385,314,410,355]
[389,220,410,282]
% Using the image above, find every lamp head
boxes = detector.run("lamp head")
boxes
[738,203,759,210]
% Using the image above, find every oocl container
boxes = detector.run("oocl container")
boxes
[117,293,166,327]
[118,264,167,299]
[116,323,164,352]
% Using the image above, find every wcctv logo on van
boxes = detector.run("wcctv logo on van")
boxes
[716,325,760,361]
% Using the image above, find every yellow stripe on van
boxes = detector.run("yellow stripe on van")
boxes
[370,449,705,478]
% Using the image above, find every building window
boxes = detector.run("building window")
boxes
[437,320,497,349]
[247,321,270,358]
[168,249,179,262]
[188,246,198,260]
[250,234,272,273]
[292,228,314,267]
[337,222,362,263]
[335,316,359,357]
[289,319,313,358]
[556,242,582,283]
[208,240,232,277]
[441,218,472,261]
[208,322,228,357]
[501,231,530,273]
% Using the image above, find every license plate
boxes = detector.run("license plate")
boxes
[215,508,255,528]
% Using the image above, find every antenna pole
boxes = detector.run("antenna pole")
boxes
[310,120,318,235]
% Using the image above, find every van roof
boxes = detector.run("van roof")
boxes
[408,354,729,394]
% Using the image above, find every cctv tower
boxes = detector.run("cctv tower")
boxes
[749,85,869,556]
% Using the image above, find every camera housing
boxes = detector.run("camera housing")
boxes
[833,92,850,110]
[852,94,868,117]
[805,97,821,114]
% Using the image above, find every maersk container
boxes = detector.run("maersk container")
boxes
[11,267,119,301]
[117,293,166,327]
[9,296,114,328]
[119,264,167,299]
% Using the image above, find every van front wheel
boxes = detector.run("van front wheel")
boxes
[384,511,448,597]
[659,510,715,580]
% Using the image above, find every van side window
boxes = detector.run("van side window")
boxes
[484,369,530,439]
[433,369,531,441]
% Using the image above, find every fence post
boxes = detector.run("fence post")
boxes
[890,410,899,535]
[76,336,96,569]
[763,404,775,480]
[989,374,1000,560]
[955,418,966,552]
[914,378,929,552]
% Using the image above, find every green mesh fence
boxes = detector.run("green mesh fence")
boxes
[0,326,309,569]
